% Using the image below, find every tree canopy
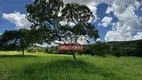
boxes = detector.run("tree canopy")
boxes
[0,29,31,55]
[26,0,99,44]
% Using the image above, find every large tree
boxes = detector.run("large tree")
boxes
[26,0,99,60]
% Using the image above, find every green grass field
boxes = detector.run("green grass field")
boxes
[0,51,141,80]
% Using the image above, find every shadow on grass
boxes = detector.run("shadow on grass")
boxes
[0,55,37,58]
[8,59,121,80]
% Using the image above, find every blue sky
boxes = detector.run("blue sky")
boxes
[0,0,33,33]
[0,0,142,42]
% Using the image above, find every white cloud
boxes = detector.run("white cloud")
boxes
[139,17,142,22]
[100,16,112,27]
[63,0,95,5]
[61,34,89,45]
[77,35,89,45]
[60,21,75,27]
[36,43,58,47]
[106,7,113,14]
[105,1,142,41]
[36,36,89,47]
[133,32,142,40]
[105,31,133,41]
[134,0,141,9]
[2,12,31,30]
[87,4,97,21]
[96,38,101,41]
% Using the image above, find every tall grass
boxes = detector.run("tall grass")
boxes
[0,52,141,80]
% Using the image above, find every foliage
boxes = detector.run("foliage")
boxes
[26,0,64,44]
[84,42,111,56]
[26,0,99,44]
[136,40,142,56]
[108,40,142,57]
[84,45,94,56]
[0,29,32,55]
[93,42,111,56]
[47,46,58,54]
[61,3,99,43]
[26,46,46,53]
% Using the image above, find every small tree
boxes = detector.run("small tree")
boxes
[0,29,30,55]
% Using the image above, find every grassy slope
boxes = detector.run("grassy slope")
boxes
[0,51,142,80]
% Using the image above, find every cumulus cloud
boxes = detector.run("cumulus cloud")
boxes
[133,32,142,40]
[106,7,113,14]
[63,0,95,5]
[134,0,141,9]
[105,31,133,41]
[60,21,75,27]
[77,35,89,45]
[104,0,142,41]
[96,38,101,41]
[36,43,58,47]
[2,12,31,30]
[139,17,142,22]
[100,16,112,27]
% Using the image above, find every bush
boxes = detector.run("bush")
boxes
[47,47,58,54]
[37,48,45,52]
[27,48,36,53]
[84,45,94,56]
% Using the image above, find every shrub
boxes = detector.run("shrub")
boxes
[84,45,94,56]
[47,47,58,54]
[37,48,45,52]
[27,48,36,53]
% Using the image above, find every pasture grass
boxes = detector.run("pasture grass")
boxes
[0,51,142,80]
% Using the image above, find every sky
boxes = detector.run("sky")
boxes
[0,0,142,42]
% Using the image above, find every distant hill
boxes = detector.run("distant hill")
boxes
[107,39,142,46]
[107,39,142,57]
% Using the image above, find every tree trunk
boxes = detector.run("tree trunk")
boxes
[71,37,78,60]
[72,51,76,60]
[22,49,24,56]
